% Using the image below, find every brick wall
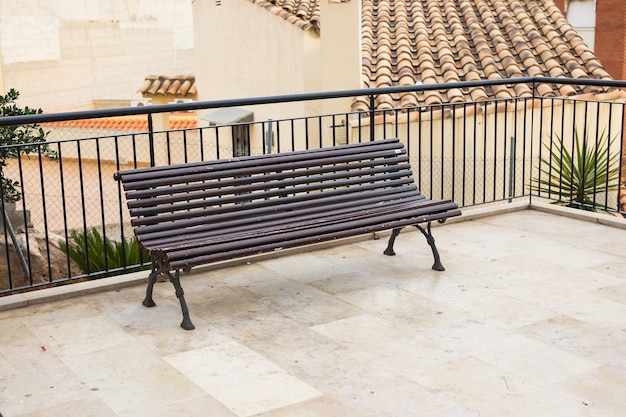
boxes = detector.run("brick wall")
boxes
[594,0,626,80]
[553,0,566,13]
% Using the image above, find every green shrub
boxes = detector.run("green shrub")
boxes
[61,228,150,277]
[1,88,57,203]
[531,128,620,212]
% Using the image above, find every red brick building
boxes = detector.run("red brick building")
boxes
[555,0,626,80]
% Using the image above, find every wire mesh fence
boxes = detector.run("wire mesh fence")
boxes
[1,78,625,293]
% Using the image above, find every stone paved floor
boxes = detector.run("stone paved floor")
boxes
[1,207,626,417]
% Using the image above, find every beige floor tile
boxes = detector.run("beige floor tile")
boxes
[190,285,273,322]
[31,315,138,357]
[516,315,626,369]
[592,282,626,305]
[334,284,461,330]
[261,252,344,283]
[14,398,118,417]
[411,357,598,417]
[144,394,238,417]
[587,260,626,280]
[220,262,291,287]
[464,331,600,384]
[251,396,368,417]
[19,298,101,327]
[411,280,556,328]
[308,271,384,296]
[61,344,207,417]
[558,367,626,416]
[317,366,463,417]
[550,294,626,330]
[311,314,411,350]
[0,342,93,416]
[240,278,363,326]
[164,341,322,417]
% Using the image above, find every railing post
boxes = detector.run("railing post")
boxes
[147,113,156,167]
[609,100,626,213]
[508,135,516,202]
[266,119,273,154]
[529,80,537,204]
[369,94,375,141]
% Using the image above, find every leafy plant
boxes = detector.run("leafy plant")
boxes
[61,228,150,277]
[1,88,58,202]
[531,128,620,212]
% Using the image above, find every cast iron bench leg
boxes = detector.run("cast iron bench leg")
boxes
[141,256,195,330]
[142,269,158,307]
[142,256,161,307]
[169,270,195,330]
[415,222,445,271]
[384,224,445,271]
[383,227,403,256]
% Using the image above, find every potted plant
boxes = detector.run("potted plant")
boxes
[530,128,620,212]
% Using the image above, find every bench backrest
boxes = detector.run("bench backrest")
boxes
[115,138,437,253]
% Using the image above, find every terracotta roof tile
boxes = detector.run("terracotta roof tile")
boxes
[44,114,198,131]
[250,0,616,111]
[138,75,197,97]
[247,0,320,34]
[354,0,615,111]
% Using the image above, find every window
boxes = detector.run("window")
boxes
[567,0,596,51]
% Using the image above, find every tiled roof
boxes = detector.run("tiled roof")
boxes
[251,0,617,111]
[138,75,197,97]
[44,114,198,131]
[356,0,614,110]
[247,0,320,34]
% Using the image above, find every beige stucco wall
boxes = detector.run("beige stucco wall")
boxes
[192,0,363,155]
[192,0,320,153]
[350,95,625,209]
[43,125,200,166]
[0,0,195,112]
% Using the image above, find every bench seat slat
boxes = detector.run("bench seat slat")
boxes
[162,199,457,257]
[135,190,426,243]
[120,146,406,190]
[125,156,410,201]
[149,198,453,254]
[166,205,461,270]
[114,139,404,184]
[133,186,423,236]
[126,160,412,209]
[130,177,417,226]
[138,194,430,249]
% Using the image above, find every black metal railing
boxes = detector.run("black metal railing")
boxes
[1,77,625,293]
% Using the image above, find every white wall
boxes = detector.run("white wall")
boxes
[192,0,365,154]
[0,0,195,112]
[192,0,322,152]
[193,0,317,101]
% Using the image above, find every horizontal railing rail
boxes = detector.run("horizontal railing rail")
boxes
[3,76,626,127]
[1,77,625,294]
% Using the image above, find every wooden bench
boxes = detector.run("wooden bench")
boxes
[114,138,461,329]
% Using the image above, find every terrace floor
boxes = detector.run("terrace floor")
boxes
[1,203,626,417]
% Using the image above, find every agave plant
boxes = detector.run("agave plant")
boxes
[531,128,620,212]
[61,228,150,277]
